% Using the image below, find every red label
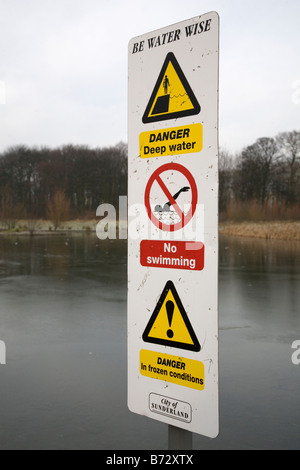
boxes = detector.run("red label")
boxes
[140,240,204,271]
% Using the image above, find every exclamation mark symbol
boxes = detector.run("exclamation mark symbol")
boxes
[166,300,174,339]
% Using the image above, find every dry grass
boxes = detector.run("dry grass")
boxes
[224,200,300,222]
[1,218,299,242]
[220,221,300,241]
[0,219,128,238]
[0,219,99,234]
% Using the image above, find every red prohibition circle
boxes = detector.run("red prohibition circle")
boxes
[144,163,198,232]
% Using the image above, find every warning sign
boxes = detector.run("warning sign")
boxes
[128,12,220,438]
[144,162,198,232]
[143,280,200,352]
[139,123,203,158]
[142,52,201,123]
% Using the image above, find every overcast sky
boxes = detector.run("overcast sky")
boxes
[0,0,299,154]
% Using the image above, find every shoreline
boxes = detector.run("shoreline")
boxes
[0,219,300,241]
[219,221,300,241]
[0,219,127,239]
[0,219,98,236]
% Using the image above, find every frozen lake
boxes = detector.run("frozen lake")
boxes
[0,233,299,449]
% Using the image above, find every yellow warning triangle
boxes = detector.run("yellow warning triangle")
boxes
[143,281,200,352]
[142,52,201,124]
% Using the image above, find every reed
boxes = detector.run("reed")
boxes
[220,221,300,241]
[224,200,300,223]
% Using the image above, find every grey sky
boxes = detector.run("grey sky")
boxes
[0,0,299,153]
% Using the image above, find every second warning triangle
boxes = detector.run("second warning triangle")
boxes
[143,280,201,352]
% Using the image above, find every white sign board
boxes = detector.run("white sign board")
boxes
[128,12,219,438]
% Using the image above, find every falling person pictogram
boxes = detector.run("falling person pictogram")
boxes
[163,75,170,95]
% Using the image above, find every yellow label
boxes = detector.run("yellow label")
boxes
[139,123,203,158]
[140,350,205,391]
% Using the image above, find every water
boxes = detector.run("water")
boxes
[0,233,300,450]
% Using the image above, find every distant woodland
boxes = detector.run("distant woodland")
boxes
[0,142,127,228]
[0,129,299,229]
[219,130,300,221]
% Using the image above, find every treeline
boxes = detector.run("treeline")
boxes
[220,130,300,221]
[0,143,127,225]
[0,129,299,227]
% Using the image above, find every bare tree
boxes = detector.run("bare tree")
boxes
[276,131,300,205]
[255,137,278,205]
[47,190,71,231]
[0,184,24,230]
[219,149,233,213]
[233,137,278,206]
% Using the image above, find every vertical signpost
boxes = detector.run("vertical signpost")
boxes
[128,12,219,442]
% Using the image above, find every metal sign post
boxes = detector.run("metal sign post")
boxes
[128,12,220,444]
[168,425,193,450]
